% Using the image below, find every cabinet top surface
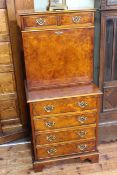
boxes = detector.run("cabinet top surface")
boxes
[17,9,96,16]
[26,83,102,103]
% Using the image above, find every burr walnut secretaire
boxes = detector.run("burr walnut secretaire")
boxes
[18,9,102,171]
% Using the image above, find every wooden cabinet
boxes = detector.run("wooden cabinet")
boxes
[27,84,101,171]
[18,10,102,171]
[0,0,28,144]
[21,13,94,90]
[99,0,117,142]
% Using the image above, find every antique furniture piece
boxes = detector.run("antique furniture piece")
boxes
[0,0,28,144]
[18,9,102,171]
[5,0,109,143]
[99,0,117,142]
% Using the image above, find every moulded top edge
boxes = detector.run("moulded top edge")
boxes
[21,26,95,33]
[17,9,97,16]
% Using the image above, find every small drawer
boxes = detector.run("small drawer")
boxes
[33,112,97,131]
[35,125,96,145]
[0,72,16,94]
[31,96,98,116]
[60,12,94,26]
[0,98,19,120]
[0,42,12,64]
[22,15,58,29]
[36,139,96,159]
[0,9,9,34]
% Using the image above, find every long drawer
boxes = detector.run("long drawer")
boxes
[31,96,98,116]
[33,111,97,131]
[36,139,96,159]
[35,125,96,145]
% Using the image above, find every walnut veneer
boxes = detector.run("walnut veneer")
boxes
[19,10,95,90]
[18,10,102,172]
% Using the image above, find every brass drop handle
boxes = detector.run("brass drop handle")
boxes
[46,135,56,142]
[45,121,55,128]
[78,144,87,151]
[44,105,54,112]
[77,130,87,138]
[72,16,81,23]
[78,101,88,108]
[36,18,46,25]
[47,148,57,155]
[78,116,87,123]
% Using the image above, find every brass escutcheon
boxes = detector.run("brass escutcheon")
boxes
[55,31,63,35]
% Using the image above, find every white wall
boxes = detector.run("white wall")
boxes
[66,0,95,10]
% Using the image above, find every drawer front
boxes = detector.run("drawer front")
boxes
[0,98,19,120]
[0,42,12,64]
[33,112,97,131]
[0,9,8,34]
[32,96,98,116]
[35,125,96,145]
[36,140,96,159]
[22,15,58,29]
[60,12,94,26]
[0,72,16,94]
